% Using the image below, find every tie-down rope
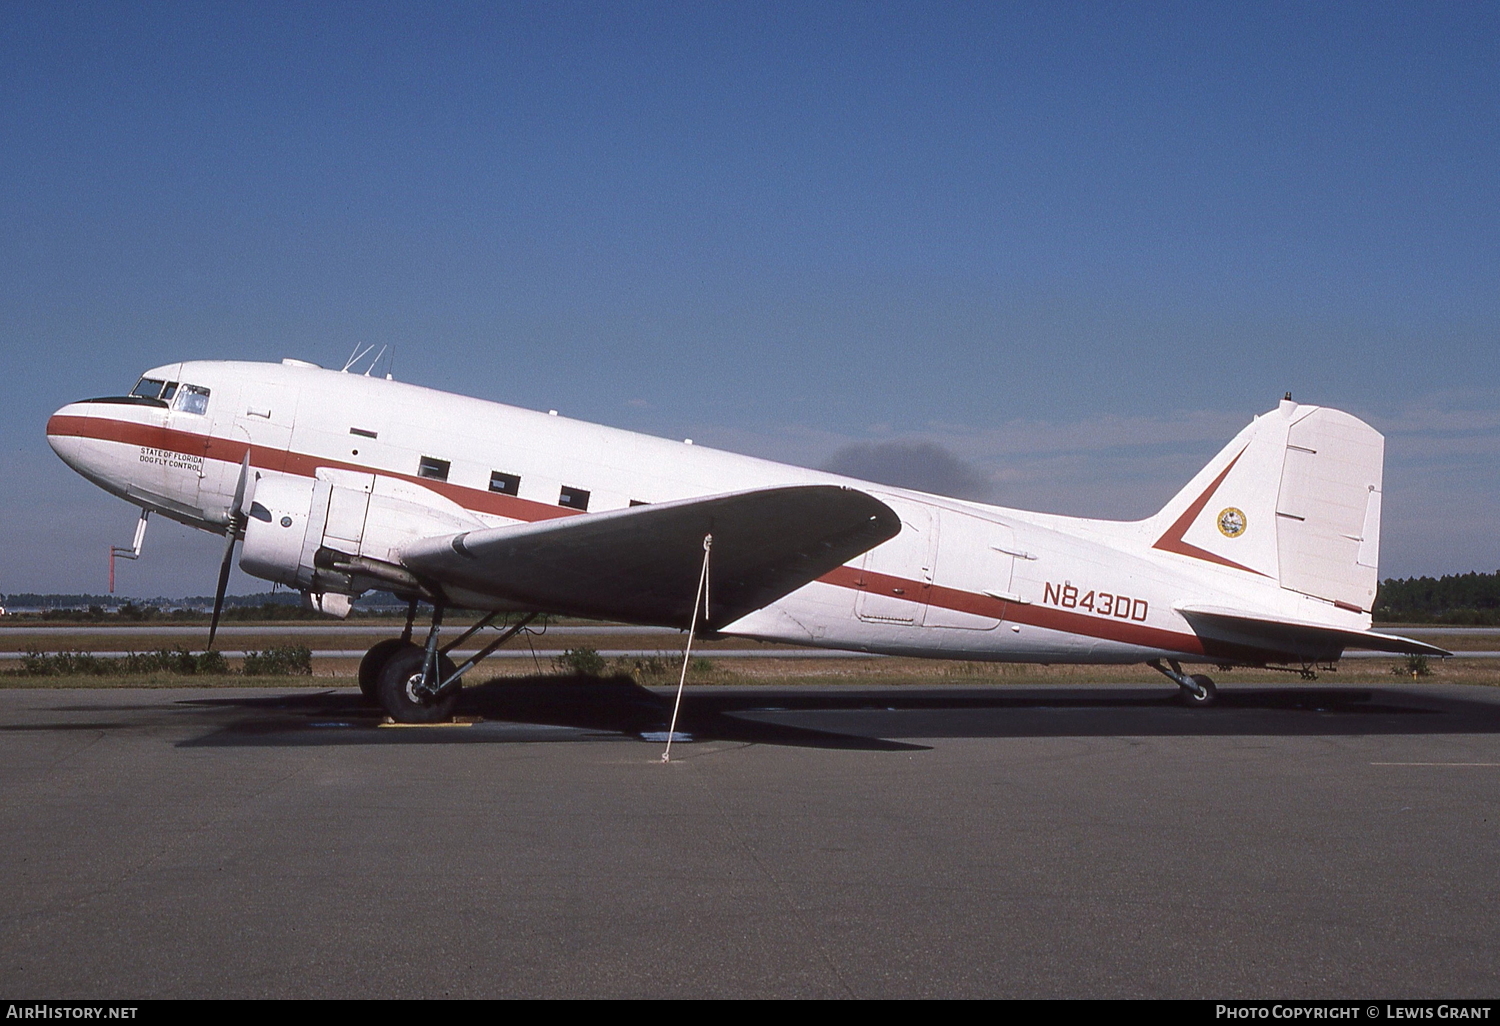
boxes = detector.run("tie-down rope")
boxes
[662,533,712,763]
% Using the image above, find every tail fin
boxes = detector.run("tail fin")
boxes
[1147,398,1384,613]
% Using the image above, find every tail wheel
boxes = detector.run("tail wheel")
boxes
[377,646,461,724]
[358,639,417,706]
[1179,674,1218,707]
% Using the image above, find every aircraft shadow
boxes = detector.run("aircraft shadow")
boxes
[173,676,926,751]
[154,674,1500,751]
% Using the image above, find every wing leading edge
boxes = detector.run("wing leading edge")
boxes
[400,485,901,630]
[1177,604,1451,663]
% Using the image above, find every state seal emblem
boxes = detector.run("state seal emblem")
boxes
[1217,507,1247,538]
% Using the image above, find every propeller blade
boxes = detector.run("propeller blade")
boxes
[229,451,251,518]
[207,526,237,650]
[208,452,253,651]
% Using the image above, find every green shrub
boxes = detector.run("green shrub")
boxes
[553,647,606,676]
[14,647,230,676]
[1392,654,1432,678]
[18,650,110,676]
[241,645,313,676]
[196,649,231,674]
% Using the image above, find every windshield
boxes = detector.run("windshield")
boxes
[129,377,179,401]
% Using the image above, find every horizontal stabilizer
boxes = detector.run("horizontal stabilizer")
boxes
[400,485,900,630]
[1176,604,1451,663]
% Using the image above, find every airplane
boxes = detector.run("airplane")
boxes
[46,357,1447,722]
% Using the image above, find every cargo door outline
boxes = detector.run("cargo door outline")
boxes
[855,499,936,625]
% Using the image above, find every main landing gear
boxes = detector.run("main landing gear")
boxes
[357,598,422,706]
[358,600,538,723]
[1149,658,1218,707]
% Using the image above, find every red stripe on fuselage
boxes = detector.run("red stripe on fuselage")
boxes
[45,414,580,523]
[820,564,1207,654]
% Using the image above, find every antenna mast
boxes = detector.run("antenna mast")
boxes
[341,342,376,373]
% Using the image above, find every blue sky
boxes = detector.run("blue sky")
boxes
[2,1,1496,597]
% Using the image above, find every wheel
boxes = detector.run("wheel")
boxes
[358,639,417,705]
[1178,674,1218,707]
[377,646,461,724]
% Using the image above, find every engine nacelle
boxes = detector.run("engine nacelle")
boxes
[239,469,489,598]
[240,474,329,592]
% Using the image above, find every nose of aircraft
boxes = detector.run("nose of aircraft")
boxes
[47,400,110,484]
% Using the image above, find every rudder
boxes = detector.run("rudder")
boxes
[1274,406,1383,612]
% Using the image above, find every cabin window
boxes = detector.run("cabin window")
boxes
[172,384,211,415]
[559,486,590,511]
[489,471,521,496]
[160,382,178,401]
[418,456,450,482]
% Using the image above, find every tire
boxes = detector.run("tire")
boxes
[358,639,417,706]
[1178,674,1218,707]
[377,646,461,724]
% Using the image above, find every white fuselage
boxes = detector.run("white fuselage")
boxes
[48,359,1373,665]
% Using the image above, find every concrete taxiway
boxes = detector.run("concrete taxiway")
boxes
[3,678,1499,998]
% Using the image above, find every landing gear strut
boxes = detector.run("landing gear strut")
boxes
[1149,658,1218,707]
[359,604,539,723]
[377,643,461,724]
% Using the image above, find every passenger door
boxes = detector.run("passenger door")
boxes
[924,509,1015,630]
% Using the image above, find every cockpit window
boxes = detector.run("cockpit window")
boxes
[129,377,180,401]
[173,383,211,415]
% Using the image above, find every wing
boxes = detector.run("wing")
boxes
[400,485,900,630]
[1176,604,1451,662]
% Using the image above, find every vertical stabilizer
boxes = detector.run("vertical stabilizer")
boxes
[1147,402,1295,580]
[1147,399,1385,614]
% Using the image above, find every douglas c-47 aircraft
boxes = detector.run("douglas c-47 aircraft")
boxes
[47,358,1445,721]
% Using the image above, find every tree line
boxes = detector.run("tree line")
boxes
[1374,571,1500,625]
